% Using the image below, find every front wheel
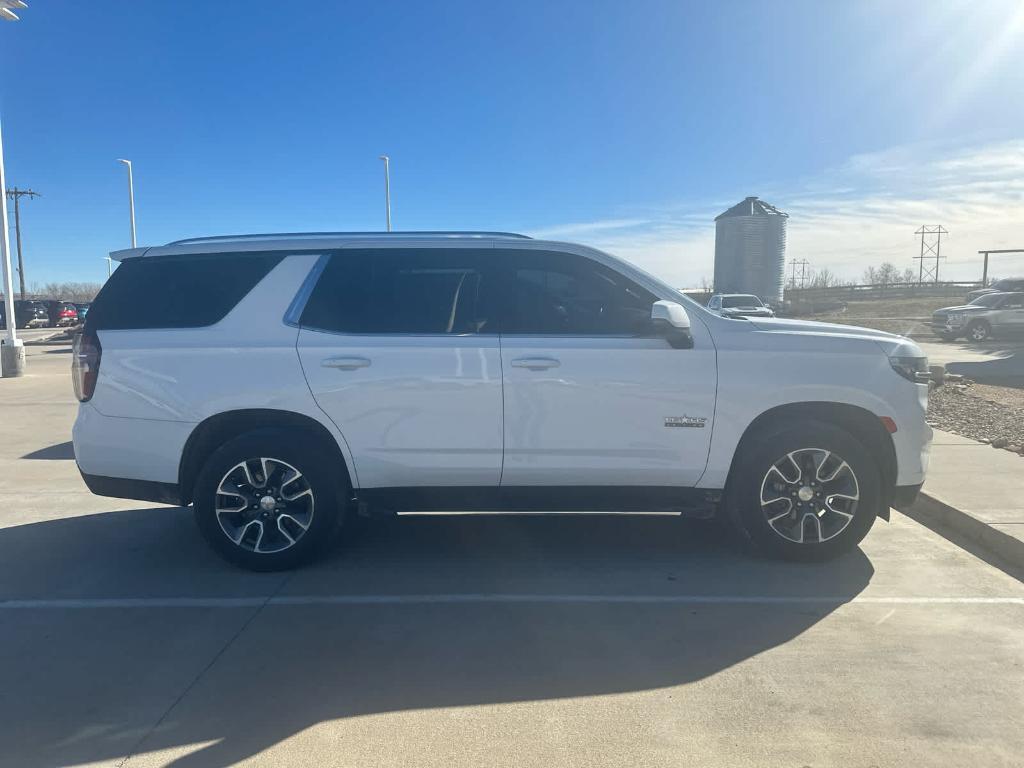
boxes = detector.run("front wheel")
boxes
[730,421,881,561]
[966,321,991,342]
[193,430,345,570]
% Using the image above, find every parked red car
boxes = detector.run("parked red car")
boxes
[46,300,79,327]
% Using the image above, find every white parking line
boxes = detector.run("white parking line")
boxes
[0,594,1021,609]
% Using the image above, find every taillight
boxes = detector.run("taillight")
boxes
[72,330,101,402]
[60,308,76,318]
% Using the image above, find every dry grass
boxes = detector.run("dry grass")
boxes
[791,296,964,336]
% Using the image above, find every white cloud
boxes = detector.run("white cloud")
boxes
[527,139,1024,287]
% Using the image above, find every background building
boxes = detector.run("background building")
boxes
[713,196,788,303]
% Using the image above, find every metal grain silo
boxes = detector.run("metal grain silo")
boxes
[713,196,788,304]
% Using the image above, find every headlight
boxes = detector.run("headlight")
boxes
[889,355,930,383]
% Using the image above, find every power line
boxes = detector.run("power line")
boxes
[5,187,40,300]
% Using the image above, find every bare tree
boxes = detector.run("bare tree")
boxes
[862,262,901,287]
[36,282,103,302]
[809,267,841,288]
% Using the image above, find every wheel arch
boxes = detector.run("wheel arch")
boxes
[178,409,353,505]
[724,401,897,521]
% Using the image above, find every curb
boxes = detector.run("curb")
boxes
[24,332,74,346]
[900,491,1024,571]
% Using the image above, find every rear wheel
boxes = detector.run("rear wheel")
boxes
[730,421,881,561]
[193,430,346,570]
[966,320,991,342]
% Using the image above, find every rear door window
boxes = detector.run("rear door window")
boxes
[300,248,497,335]
[87,252,283,330]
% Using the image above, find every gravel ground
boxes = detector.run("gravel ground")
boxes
[928,380,1024,452]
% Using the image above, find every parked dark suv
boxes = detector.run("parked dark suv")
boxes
[966,277,1024,303]
[0,299,50,330]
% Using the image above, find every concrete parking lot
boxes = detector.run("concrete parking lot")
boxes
[2,341,1022,767]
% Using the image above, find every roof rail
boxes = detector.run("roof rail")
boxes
[166,231,532,246]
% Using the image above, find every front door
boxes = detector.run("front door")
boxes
[296,248,503,489]
[496,250,717,488]
[997,293,1024,333]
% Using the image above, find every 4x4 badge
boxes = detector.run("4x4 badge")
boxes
[665,415,707,428]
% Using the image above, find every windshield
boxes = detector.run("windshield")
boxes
[721,295,763,308]
[970,293,1004,307]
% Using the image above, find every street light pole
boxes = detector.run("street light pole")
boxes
[0,0,28,21]
[118,158,136,248]
[0,118,26,376]
[0,2,28,377]
[379,155,391,232]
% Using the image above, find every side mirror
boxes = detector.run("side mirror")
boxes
[651,300,694,349]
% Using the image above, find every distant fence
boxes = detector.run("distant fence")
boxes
[680,281,977,308]
[783,281,977,302]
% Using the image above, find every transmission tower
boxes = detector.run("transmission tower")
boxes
[788,258,810,289]
[914,225,947,285]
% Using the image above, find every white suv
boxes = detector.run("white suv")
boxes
[72,232,932,570]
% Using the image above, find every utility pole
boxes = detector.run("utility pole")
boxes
[914,225,947,285]
[5,187,39,299]
[788,258,810,289]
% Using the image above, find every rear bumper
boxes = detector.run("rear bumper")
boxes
[79,469,182,506]
[891,483,924,509]
[72,402,194,486]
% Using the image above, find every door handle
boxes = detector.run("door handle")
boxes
[510,357,561,370]
[322,356,371,371]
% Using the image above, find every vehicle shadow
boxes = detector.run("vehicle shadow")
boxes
[21,440,75,460]
[0,509,874,767]
[942,339,1024,387]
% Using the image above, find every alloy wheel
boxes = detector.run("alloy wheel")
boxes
[215,457,315,553]
[759,448,859,544]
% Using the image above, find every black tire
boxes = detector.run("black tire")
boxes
[966,320,991,343]
[729,420,881,561]
[193,429,347,571]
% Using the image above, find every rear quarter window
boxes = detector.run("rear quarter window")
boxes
[86,252,283,330]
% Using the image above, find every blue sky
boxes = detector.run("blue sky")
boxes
[2,0,1024,287]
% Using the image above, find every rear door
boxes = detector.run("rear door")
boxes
[296,248,504,489]
[496,249,716,488]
